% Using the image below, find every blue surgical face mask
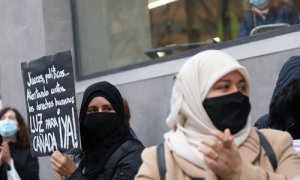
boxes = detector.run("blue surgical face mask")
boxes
[0,118,18,137]
[250,0,268,9]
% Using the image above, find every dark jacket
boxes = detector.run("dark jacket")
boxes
[255,56,300,139]
[238,3,300,37]
[0,142,39,180]
[254,114,269,129]
[69,139,144,180]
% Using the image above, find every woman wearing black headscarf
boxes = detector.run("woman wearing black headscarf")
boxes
[51,81,144,179]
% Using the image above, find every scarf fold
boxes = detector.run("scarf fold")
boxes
[165,50,251,168]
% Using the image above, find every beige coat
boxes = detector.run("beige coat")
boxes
[135,129,300,180]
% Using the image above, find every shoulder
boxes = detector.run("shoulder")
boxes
[109,139,145,167]
[275,3,299,17]
[255,114,270,129]
[258,130,300,177]
[140,145,159,163]
[258,129,294,155]
[259,129,293,143]
[115,139,145,159]
[241,10,253,21]
[135,145,161,179]
[140,143,171,164]
[120,139,144,151]
[108,140,144,179]
[242,129,294,156]
[277,3,297,12]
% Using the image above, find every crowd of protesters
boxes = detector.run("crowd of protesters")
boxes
[1,1,300,179]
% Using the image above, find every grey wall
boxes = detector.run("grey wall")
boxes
[0,0,45,113]
[109,48,300,147]
[1,0,300,179]
[242,48,300,123]
[118,76,173,147]
[0,0,73,179]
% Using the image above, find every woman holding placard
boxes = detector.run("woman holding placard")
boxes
[0,107,39,180]
[51,81,144,179]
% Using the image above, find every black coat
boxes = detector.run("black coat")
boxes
[255,56,300,139]
[68,139,144,180]
[0,142,39,180]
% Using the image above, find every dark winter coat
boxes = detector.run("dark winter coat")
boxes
[0,142,39,180]
[238,3,300,37]
[69,139,144,180]
[255,56,300,139]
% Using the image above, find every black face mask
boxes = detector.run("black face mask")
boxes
[82,112,121,140]
[202,92,251,134]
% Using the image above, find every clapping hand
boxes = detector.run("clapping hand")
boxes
[199,129,242,180]
[0,142,12,166]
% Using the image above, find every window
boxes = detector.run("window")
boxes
[71,0,300,79]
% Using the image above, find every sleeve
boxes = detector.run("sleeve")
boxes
[22,155,39,180]
[135,146,160,180]
[276,4,300,25]
[6,159,21,180]
[112,144,144,180]
[68,168,91,180]
[240,131,300,180]
[237,12,253,37]
[286,9,300,25]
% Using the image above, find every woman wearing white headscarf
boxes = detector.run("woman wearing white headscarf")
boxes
[135,50,300,180]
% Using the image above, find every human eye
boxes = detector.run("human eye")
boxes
[215,82,230,92]
[103,105,115,112]
[8,116,16,120]
[86,107,98,114]
[237,82,247,94]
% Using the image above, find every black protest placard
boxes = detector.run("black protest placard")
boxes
[21,50,81,157]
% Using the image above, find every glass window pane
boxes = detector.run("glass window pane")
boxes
[73,0,151,76]
[72,0,300,78]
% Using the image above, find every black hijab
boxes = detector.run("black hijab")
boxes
[79,81,131,178]
[268,56,300,139]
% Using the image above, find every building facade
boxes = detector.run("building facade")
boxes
[1,0,300,179]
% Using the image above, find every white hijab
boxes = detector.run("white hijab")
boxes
[164,50,252,168]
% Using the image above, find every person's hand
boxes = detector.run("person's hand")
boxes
[54,172,62,180]
[51,151,77,178]
[0,142,12,165]
[205,167,218,180]
[199,129,242,180]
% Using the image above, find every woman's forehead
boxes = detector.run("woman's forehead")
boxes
[88,96,111,106]
[2,110,16,118]
[217,70,245,81]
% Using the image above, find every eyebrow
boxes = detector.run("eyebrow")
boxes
[87,106,98,109]
[103,104,114,108]
[217,78,245,83]
[87,104,113,109]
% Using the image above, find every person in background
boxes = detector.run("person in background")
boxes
[123,98,138,139]
[0,107,39,180]
[135,50,300,180]
[51,81,144,179]
[238,0,300,37]
[255,56,300,153]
